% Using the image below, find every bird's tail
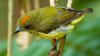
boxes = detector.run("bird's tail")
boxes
[83,8,93,13]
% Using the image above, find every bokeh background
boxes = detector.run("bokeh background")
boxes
[0,0,100,56]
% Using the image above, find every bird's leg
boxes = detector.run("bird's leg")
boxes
[58,36,66,56]
[48,38,60,56]
[29,30,66,56]
[50,38,60,50]
[51,39,57,50]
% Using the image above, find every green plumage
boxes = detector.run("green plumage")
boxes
[18,7,79,33]
[15,6,93,36]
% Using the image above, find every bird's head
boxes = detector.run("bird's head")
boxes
[13,15,32,34]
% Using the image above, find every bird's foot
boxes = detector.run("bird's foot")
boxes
[48,49,59,56]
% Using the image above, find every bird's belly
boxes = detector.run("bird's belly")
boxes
[49,24,74,35]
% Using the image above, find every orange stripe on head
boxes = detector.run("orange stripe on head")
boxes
[21,16,29,25]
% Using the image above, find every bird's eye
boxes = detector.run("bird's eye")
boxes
[25,24,31,29]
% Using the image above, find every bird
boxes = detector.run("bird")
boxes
[13,6,93,56]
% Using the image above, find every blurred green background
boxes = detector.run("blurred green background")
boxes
[0,0,100,56]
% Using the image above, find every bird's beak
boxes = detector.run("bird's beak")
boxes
[13,27,24,34]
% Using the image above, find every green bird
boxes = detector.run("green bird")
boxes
[13,6,93,56]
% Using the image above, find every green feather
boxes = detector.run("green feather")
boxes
[15,6,93,38]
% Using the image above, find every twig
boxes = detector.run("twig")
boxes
[7,0,13,56]
[34,0,40,9]
[50,0,56,6]
[20,0,31,16]
[26,0,31,12]
[67,0,73,8]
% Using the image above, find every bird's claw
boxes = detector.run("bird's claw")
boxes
[48,49,59,56]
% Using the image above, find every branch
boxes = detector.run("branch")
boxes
[34,0,40,9]
[26,0,31,12]
[67,0,73,8]
[7,0,13,56]
[50,0,56,6]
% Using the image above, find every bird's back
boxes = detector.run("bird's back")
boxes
[29,7,78,33]
[18,7,82,33]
